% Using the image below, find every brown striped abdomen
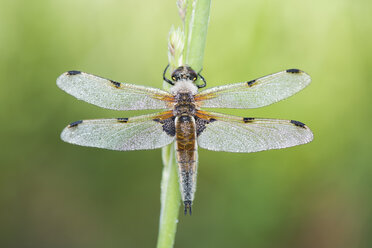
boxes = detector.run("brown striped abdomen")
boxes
[175,115,198,206]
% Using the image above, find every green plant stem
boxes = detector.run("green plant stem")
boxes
[157,144,180,248]
[183,0,211,70]
[157,1,211,248]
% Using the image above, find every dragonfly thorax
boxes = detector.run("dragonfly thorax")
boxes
[170,79,198,95]
[173,92,197,116]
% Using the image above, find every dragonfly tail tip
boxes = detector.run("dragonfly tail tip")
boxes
[184,201,192,216]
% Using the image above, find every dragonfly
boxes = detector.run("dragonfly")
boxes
[57,65,313,215]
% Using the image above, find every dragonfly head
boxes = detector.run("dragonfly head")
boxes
[171,66,198,82]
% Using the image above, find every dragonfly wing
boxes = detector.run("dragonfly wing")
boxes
[57,71,174,110]
[195,69,311,109]
[196,111,313,153]
[61,111,175,151]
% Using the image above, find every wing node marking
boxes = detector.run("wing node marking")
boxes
[243,117,255,123]
[247,79,256,87]
[110,80,121,88]
[117,118,128,123]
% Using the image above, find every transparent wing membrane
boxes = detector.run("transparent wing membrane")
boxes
[57,71,174,110]
[61,112,175,151]
[195,69,311,109]
[196,111,313,153]
[58,69,313,153]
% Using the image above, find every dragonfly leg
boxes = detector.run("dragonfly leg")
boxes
[163,64,175,86]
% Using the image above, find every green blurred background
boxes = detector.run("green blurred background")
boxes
[1,0,371,247]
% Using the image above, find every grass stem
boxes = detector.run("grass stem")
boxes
[157,1,211,247]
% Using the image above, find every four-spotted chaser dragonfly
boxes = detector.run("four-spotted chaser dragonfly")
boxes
[57,65,313,215]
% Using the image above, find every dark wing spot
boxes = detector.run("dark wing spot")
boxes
[110,80,121,88]
[290,120,306,128]
[67,70,81,75]
[117,118,128,123]
[243,117,255,123]
[154,116,176,137]
[247,79,256,87]
[286,69,301,74]
[68,120,83,128]
[195,116,215,136]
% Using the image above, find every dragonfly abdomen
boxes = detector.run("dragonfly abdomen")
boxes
[175,115,198,215]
